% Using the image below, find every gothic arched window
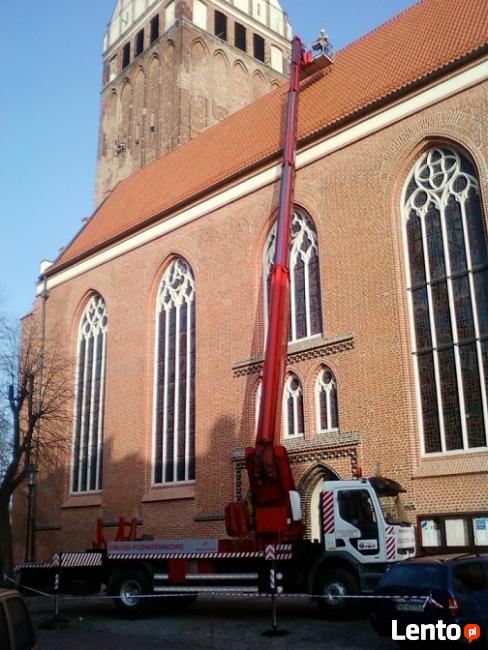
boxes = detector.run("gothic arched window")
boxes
[316,367,339,432]
[283,373,305,437]
[403,146,488,453]
[254,375,304,438]
[154,258,196,483]
[71,294,107,493]
[264,208,323,342]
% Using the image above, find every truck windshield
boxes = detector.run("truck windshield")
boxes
[377,494,410,526]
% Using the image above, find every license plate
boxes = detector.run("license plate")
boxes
[395,601,424,612]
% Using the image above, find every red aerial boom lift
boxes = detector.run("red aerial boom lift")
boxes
[225,36,331,546]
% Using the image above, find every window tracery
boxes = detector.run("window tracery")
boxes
[154,259,196,483]
[403,147,487,453]
[72,294,107,493]
[264,208,323,342]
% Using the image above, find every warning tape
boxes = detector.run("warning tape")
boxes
[4,577,53,598]
[5,575,443,608]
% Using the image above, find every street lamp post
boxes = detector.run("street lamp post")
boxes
[25,464,37,563]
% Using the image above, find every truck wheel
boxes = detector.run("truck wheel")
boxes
[314,568,359,620]
[112,570,151,618]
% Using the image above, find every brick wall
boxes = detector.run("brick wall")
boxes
[95,0,289,206]
[14,74,488,561]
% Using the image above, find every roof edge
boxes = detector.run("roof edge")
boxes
[46,42,488,279]
[300,42,488,149]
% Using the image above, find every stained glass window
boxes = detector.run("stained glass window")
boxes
[316,367,339,432]
[283,374,304,437]
[72,294,107,492]
[264,208,323,342]
[154,259,196,483]
[255,375,304,438]
[403,147,488,453]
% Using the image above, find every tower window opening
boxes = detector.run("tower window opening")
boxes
[193,0,207,30]
[122,42,131,69]
[270,44,283,73]
[235,22,246,52]
[135,29,144,57]
[108,55,118,82]
[150,15,160,43]
[253,33,265,61]
[166,1,175,29]
[214,10,227,41]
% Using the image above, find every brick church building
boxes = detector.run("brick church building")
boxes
[17,0,488,560]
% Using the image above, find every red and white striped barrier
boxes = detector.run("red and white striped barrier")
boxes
[322,491,335,534]
[107,551,265,560]
[60,552,103,567]
[16,551,103,571]
[385,527,396,560]
[15,559,56,570]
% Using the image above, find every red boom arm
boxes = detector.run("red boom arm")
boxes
[225,36,331,545]
[256,35,302,455]
[244,37,307,543]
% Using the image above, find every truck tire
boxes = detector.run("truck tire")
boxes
[112,569,152,618]
[314,567,359,620]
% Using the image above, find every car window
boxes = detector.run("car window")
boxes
[4,597,36,650]
[380,564,444,589]
[0,602,10,649]
[452,562,488,593]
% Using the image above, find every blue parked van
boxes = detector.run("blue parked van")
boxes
[370,554,488,646]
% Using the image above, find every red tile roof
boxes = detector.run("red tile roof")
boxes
[52,0,488,271]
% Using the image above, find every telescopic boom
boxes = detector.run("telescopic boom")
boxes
[225,35,332,545]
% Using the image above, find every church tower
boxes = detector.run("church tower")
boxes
[95,0,292,205]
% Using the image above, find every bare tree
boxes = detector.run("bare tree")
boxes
[0,313,72,578]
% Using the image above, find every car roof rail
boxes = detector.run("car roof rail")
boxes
[450,552,484,561]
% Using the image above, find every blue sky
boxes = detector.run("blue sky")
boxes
[1,0,414,321]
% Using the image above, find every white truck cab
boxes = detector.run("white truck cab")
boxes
[321,477,416,565]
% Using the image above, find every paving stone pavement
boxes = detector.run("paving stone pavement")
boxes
[26,594,398,649]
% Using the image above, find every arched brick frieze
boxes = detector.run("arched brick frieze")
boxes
[232,60,249,112]
[161,41,175,154]
[211,50,229,123]
[190,39,210,135]
[146,55,160,163]
[252,70,267,101]
[132,66,146,166]
[118,79,132,162]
